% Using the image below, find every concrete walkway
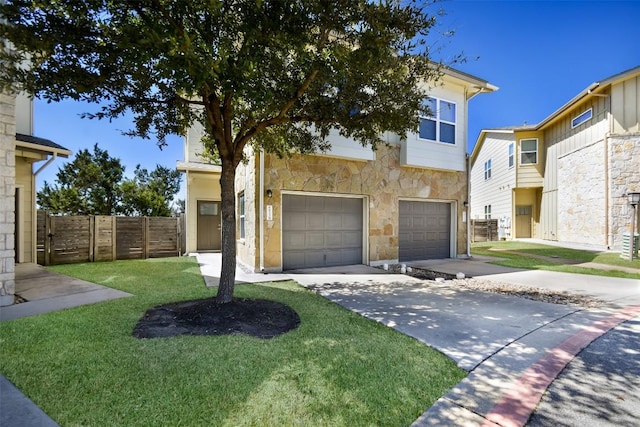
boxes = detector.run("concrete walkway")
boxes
[1,263,132,322]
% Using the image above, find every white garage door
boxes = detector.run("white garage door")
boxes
[283,195,363,270]
[399,201,451,261]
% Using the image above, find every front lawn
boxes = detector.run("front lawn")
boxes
[472,241,640,279]
[0,257,464,426]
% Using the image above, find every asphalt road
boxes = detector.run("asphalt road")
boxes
[527,316,640,427]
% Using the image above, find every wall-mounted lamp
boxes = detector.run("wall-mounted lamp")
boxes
[266,189,273,198]
[628,192,640,207]
[463,201,469,208]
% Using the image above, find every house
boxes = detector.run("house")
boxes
[470,66,640,250]
[179,67,497,272]
[0,91,70,306]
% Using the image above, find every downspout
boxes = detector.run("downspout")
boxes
[466,153,471,258]
[259,150,265,272]
[33,152,58,263]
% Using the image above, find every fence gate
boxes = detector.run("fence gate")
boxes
[46,215,94,265]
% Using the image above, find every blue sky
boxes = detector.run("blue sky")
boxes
[34,0,640,193]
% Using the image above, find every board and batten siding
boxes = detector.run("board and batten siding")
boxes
[538,95,610,240]
[611,75,640,133]
[14,158,34,263]
[470,132,516,221]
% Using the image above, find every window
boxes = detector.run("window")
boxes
[419,97,456,144]
[484,159,492,180]
[508,143,514,168]
[238,192,245,239]
[520,138,538,165]
[571,108,593,128]
[484,205,492,219]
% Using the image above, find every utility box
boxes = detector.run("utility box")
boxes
[620,232,639,260]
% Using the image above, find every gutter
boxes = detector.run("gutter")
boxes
[466,153,471,258]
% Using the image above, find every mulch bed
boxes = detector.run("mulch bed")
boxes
[133,298,300,339]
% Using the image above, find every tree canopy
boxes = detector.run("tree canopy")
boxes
[1,0,448,303]
[38,145,181,216]
[38,144,124,216]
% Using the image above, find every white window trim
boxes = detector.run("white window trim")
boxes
[238,192,245,240]
[520,138,538,165]
[419,97,457,145]
[571,108,593,129]
[484,159,492,180]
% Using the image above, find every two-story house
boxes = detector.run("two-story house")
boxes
[0,91,69,306]
[179,66,497,272]
[470,66,640,250]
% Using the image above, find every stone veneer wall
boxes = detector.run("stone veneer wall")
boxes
[235,149,258,269]
[0,92,16,306]
[557,140,607,245]
[256,144,467,271]
[608,134,640,251]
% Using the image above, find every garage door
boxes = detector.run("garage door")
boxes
[283,195,363,270]
[399,201,451,261]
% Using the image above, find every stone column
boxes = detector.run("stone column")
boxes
[0,92,16,306]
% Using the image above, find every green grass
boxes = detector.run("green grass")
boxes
[0,257,464,426]
[472,241,640,279]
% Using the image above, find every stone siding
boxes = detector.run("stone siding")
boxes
[608,134,640,251]
[235,149,258,269]
[557,141,607,245]
[0,92,16,306]
[248,144,467,271]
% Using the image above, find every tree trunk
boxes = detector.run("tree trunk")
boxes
[216,158,237,304]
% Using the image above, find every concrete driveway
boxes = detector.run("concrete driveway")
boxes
[289,259,640,426]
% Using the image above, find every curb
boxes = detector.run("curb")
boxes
[482,304,640,427]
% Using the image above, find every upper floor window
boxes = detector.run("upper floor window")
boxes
[508,143,514,168]
[419,97,456,144]
[571,108,593,129]
[484,159,492,180]
[520,138,538,165]
[238,192,245,239]
[484,205,492,219]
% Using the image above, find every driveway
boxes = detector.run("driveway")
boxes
[290,259,640,426]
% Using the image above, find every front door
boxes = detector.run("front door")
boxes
[515,205,532,238]
[197,201,221,251]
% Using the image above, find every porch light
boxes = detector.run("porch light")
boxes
[266,189,273,198]
[626,191,640,261]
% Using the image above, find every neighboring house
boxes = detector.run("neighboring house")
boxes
[179,67,497,272]
[470,66,640,250]
[0,91,70,306]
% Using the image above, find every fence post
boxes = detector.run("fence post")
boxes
[89,216,95,262]
[111,216,117,261]
[143,216,150,259]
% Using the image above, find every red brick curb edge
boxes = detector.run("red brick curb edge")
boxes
[482,304,640,427]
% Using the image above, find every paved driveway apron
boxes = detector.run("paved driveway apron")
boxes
[296,274,575,371]
[293,269,640,426]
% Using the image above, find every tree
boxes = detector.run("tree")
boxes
[1,1,445,304]
[120,165,182,217]
[38,144,124,215]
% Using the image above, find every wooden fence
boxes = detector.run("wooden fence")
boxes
[37,211,185,265]
[470,219,499,242]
